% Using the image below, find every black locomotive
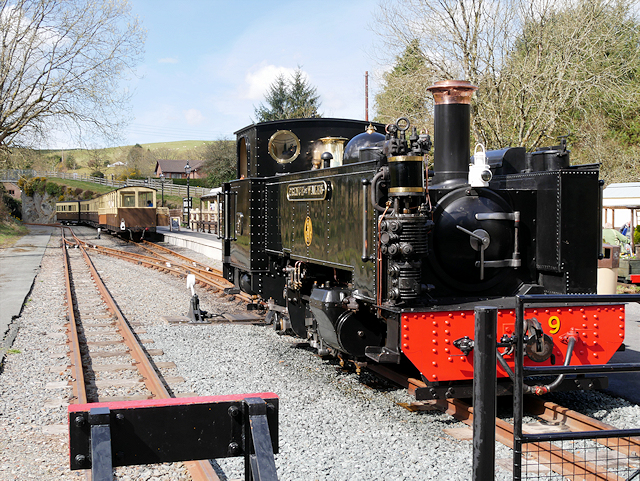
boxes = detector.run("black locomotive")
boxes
[221,80,624,397]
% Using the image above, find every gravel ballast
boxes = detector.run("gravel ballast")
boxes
[1,226,639,480]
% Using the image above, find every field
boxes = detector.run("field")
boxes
[40,140,213,176]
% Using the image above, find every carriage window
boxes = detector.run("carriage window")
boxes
[139,192,153,207]
[122,193,136,207]
[268,130,300,164]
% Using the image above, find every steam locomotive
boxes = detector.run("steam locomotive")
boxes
[221,80,625,398]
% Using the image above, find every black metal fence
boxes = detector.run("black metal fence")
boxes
[512,294,640,481]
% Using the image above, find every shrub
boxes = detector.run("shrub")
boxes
[58,195,65,202]
[0,184,21,220]
[22,179,34,196]
[45,182,62,197]
[82,190,94,199]
[91,170,104,178]
[74,188,83,197]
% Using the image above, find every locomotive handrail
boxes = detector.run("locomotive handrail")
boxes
[361,178,372,262]
[216,192,222,240]
[233,192,238,241]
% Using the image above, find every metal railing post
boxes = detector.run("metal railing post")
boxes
[513,296,525,480]
[473,306,497,481]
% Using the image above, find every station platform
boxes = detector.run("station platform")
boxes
[0,225,55,344]
[156,226,222,262]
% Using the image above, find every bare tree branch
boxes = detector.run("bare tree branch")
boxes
[0,0,145,152]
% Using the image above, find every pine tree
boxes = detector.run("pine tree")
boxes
[374,39,434,133]
[254,68,322,122]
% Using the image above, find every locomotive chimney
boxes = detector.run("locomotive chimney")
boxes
[427,80,477,188]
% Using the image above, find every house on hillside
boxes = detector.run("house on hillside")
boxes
[154,159,205,179]
[2,182,21,201]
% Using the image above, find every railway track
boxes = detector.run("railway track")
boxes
[61,228,221,480]
[366,364,640,480]
[67,231,255,304]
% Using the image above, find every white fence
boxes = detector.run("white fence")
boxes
[0,170,213,198]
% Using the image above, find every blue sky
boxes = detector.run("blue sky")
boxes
[119,0,384,146]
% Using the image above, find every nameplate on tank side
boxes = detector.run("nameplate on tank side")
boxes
[286,181,331,201]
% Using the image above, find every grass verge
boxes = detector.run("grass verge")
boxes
[0,221,29,248]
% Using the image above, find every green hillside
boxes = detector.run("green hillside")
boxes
[33,140,215,178]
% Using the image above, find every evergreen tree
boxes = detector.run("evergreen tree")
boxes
[254,68,322,121]
[374,39,434,134]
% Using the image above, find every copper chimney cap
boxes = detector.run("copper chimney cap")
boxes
[427,80,478,105]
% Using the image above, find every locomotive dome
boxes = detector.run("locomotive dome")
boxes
[343,124,385,163]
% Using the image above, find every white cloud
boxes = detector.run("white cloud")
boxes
[243,63,298,100]
[158,57,179,64]
[183,108,205,125]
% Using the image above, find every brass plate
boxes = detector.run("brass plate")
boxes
[287,180,330,201]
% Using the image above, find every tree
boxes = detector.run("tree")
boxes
[374,39,435,133]
[202,140,236,187]
[0,0,145,153]
[121,144,154,177]
[374,0,640,155]
[87,149,104,170]
[254,68,322,122]
[64,153,76,170]
[487,0,640,149]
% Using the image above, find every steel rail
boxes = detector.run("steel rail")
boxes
[140,239,219,272]
[134,242,236,291]
[75,235,255,303]
[368,365,627,480]
[65,231,220,480]
[525,396,640,457]
[71,237,232,293]
[61,229,88,405]
[136,241,256,303]
[138,245,233,290]
[431,397,623,480]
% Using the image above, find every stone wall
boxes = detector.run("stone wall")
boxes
[22,192,56,223]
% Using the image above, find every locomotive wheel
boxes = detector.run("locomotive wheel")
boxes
[265,311,275,325]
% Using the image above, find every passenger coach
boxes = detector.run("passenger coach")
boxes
[56,186,157,238]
